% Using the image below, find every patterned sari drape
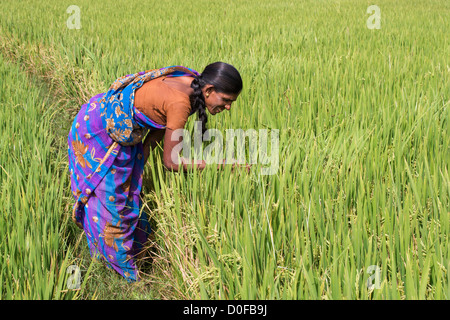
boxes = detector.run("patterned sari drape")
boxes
[68,66,199,281]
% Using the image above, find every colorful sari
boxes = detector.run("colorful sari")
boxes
[68,66,199,281]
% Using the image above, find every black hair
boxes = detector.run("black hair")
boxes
[190,62,243,135]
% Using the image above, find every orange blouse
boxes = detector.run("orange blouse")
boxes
[134,76,192,130]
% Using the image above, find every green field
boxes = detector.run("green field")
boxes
[0,0,448,299]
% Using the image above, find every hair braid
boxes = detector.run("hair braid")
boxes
[190,76,208,135]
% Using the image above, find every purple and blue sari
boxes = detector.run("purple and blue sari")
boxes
[68,66,199,281]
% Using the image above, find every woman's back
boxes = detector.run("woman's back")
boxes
[134,76,193,130]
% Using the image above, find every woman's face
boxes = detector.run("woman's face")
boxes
[203,86,239,115]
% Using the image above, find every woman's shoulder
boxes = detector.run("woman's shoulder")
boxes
[134,77,192,129]
[141,77,191,101]
[135,77,190,107]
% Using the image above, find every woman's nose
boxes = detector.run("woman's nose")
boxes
[225,104,231,110]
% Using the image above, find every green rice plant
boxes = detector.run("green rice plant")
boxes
[0,0,448,300]
[0,54,91,299]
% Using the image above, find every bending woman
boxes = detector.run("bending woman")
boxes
[68,62,242,281]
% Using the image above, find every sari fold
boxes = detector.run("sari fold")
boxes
[68,66,199,281]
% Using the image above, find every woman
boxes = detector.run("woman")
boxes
[68,62,242,281]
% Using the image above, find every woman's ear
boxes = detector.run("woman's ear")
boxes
[203,85,214,97]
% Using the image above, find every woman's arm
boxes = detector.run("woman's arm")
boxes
[161,128,251,173]
[143,129,165,163]
[162,128,207,172]
[142,127,208,171]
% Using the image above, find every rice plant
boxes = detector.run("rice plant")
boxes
[0,0,448,299]
[0,54,93,299]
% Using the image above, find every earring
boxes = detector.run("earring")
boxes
[206,93,209,98]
